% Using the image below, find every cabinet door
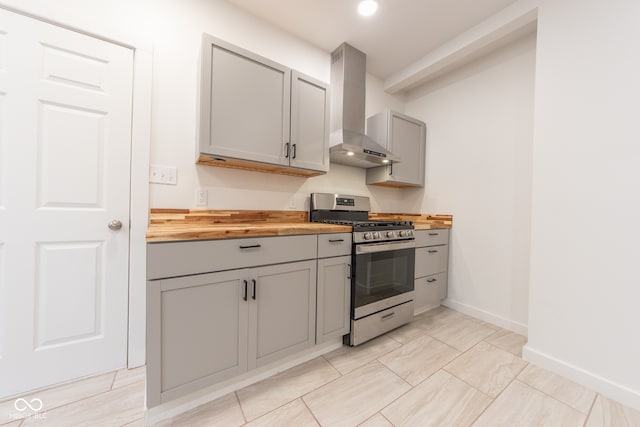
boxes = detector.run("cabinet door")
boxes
[415,245,449,278]
[290,71,330,173]
[317,256,351,343]
[248,260,317,369]
[147,270,248,407]
[200,35,290,166]
[414,273,448,315]
[388,112,426,186]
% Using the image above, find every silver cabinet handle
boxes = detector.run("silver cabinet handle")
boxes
[328,239,345,243]
[427,278,437,283]
[381,312,395,320]
[239,244,261,249]
[428,249,438,253]
[292,144,297,159]
[429,232,439,236]
[108,220,123,230]
[284,142,290,158]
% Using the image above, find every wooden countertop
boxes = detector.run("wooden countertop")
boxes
[147,209,452,242]
[147,210,350,242]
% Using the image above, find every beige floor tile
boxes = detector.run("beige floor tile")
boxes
[484,329,528,357]
[237,357,340,421]
[122,418,145,427]
[428,318,498,352]
[472,380,585,427]
[244,399,318,427]
[2,420,22,427]
[0,372,115,424]
[518,364,596,414]
[381,370,491,427]
[112,366,145,390]
[22,380,144,427]
[323,335,400,375]
[444,341,527,397]
[303,361,411,427]
[153,393,244,427]
[386,318,432,344]
[358,413,394,427]
[379,335,460,386]
[585,394,640,427]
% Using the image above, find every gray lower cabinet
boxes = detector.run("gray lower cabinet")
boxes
[147,235,318,408]
[414,229,450,314]
[250,261,317,369]
[366,109,426,188]
[316,233,351,343]
[146,270,249,407]
[316,255,351,343]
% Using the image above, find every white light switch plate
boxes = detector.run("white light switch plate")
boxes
[150,165,177,185]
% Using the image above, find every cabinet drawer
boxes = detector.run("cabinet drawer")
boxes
[415,245,448,278]
[415,229,449,247]
[414,272,448,313]
[317,233,351,258]
[148,234,317,280]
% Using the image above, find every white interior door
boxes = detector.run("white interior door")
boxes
[0,8,134,398]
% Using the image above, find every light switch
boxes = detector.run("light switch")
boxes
[150,165,177,185]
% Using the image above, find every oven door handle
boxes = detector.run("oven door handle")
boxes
[355,240,416,254]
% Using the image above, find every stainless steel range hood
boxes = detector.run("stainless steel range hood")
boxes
[330,43,400,168]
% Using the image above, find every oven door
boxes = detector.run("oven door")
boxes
[352,240,415,319]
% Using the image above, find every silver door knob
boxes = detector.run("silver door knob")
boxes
[108,220,123,230]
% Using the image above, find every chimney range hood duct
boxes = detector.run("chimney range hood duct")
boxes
[329,43,400,168]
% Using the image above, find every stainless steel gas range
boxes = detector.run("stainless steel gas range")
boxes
[310,193,416,346]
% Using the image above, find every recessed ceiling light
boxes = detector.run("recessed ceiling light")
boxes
[358,0,378,17]
[347,151,355,156]
[382,159,389,163]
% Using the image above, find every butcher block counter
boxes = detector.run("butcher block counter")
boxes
[147,209,452,242]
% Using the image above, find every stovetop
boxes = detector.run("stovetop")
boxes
[315,219,413,231]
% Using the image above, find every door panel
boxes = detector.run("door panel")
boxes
[38,102,105,208]
[0,8,133,398]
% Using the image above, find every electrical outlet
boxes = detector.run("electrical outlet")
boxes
[149,165,177,185]
[196,188,208,206]
[288,196,296,209]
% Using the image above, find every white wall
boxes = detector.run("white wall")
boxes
[525,0,640,410]
[2,0,409,212]
[404,33,536,334]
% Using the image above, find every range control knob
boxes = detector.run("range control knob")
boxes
[363,232,373,240]
[386,231,395,238]
[407,230,414,237]
[372,232,380,239]
[399,230,407,237]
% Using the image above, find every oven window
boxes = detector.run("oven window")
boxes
[353,247,415,308]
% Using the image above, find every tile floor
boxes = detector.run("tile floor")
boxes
[2,306,640,426]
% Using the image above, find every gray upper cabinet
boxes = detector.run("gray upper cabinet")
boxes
[366,110,426,187]
[290,71,330,173]
[198,34,329,176]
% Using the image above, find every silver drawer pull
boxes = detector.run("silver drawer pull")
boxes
[427,278,437,283]
[381,312,395,320]
[239,244,261,249]
[428,249,438,253]
[429,232,439,236]
[328,239,345,243]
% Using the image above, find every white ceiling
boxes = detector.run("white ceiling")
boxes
[226,0,520,79]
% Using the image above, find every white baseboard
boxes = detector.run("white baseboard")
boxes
[523,344,640,412]
[442,298,528,336]
[145,339,343,425]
